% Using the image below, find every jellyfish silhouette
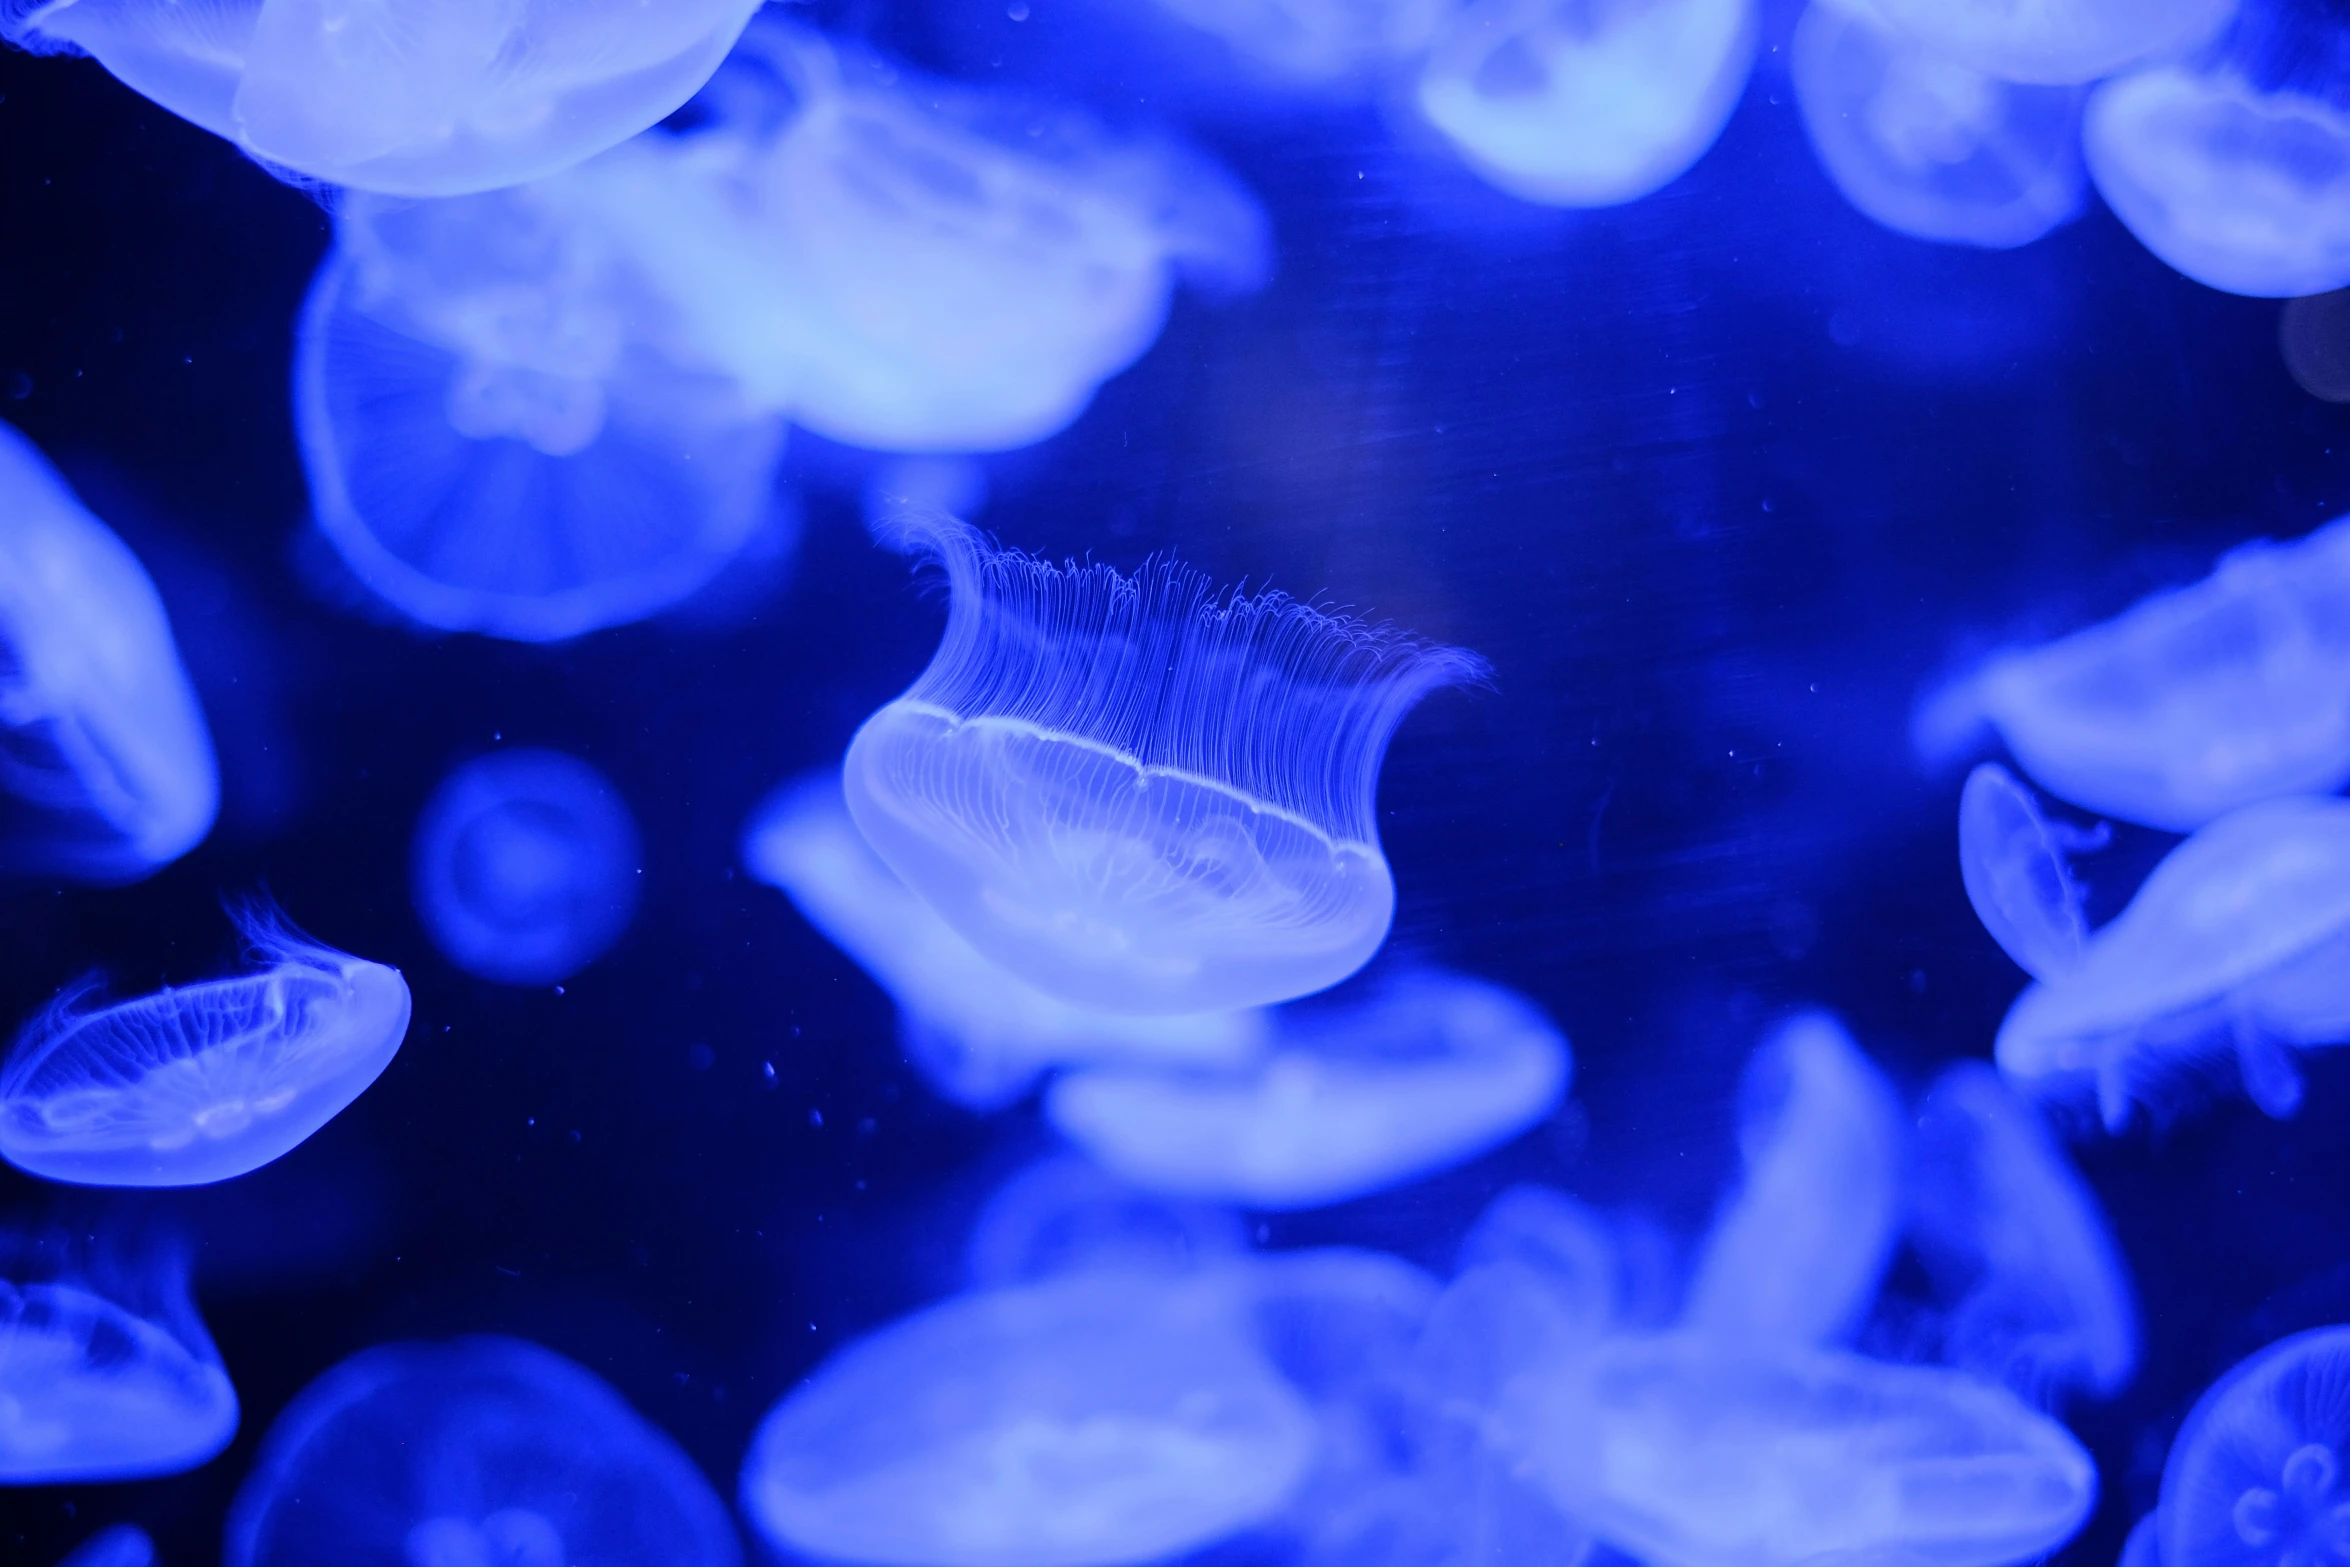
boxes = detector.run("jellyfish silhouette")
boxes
[739,1271,1318,1567]
[1959,763,2105,985]
[964,1154,1248,1289]
[53,1526,155,1567]
[1143,0,1454,86]
[1833,0,2237,85]
[1414,0,1759,208]
[412,749,641,987]
[0,899,409,1188]
[1046,968,1569,1208]
[1792,4,2087,250]
[1,0,764,196]
[843,515,1482,1016]
[225,1335,737,1567]
[744,773,1267,1111]
[0,421,215,883]
[2155,1326,2350,1567]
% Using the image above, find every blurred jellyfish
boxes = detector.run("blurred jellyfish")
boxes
[0,421,215,882]
[1681,1012,1905,1351]
[1996,795,2350,1130]
[54,1526,156,1567]
[1,0,764,196]
[1144,0,1454,87]
[844,515,1483,1016]
[2283,288,2350,403]
[1791,5,2087,249]
[965,1155,1248,1289]
[739,1271,1319,1567]
[1046,969,1567,1209]
[2153,1326,2350,1567]
[0,898,409,1187]
[1911,1063,2139,1404]
[744,774,1267,1111]
[1832,0,2237,85]
[225,1335,737,1567]
[1456,1184,1622,1338]
[1232,1246,1441,1413]
[1958,763,2104,984]
[1917,514,2350,832]
[412,749,640,986]
[1413,0,1758,208]
[1507,1333,2099,1567]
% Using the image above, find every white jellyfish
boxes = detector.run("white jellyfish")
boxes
[54,1526,156,1567]
[738,1271,1319,1567]
[1958,763,2106,984]
[964,1155,1248,1289]
[0,421,215,883]
[1791,4,2087,250]
[1144,0,1456,87]
[1917,514,2350,833]
[1045,968,1569,1209]
[0,900,409,1188]
[743,773,1267,1111]
[1829,0,2238,86]
[2,0,765,196]
[2152,1326,2350,1567]
[411,748,640,987]
[1413,0,1759,208]
[225,1335,737,1567]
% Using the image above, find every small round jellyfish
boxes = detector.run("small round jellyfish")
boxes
[411,749,641,987]
[225,1335,737,1567]
[1958,762,2103,985]
[2156,1327,2350,1567]
[1833,0,2238,86]
[1046,968,1568,1208]
[54,1526,156,1567]
[1414,0,1759,208]
[843,515,1481,1016]
[1791,4,2087,250]
[0,900,409,1188]
[739,1271,1318,1567]
[2,0,764,195]
[0,421,216,883]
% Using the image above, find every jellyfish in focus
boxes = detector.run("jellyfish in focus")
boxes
[1959,762,2102,985]
[1791,5,2087,249]
[2154,1326,2350,1567]
[1144,0,1455,87]
[1414,0,1759,208]
[2,0,764,196]
[0,421,215,883]
[1832,0,2238,85]
[412,749,640,986]
[844,515,1482,1016]
[225,1335,736,1567]
[1681,1012,1904,1351]
[54,1526,155,1567]
[1995,795,2350,1129]
[964,1155,1248,1289]
[0,899,410,1188]
[743,774,1267,1111]
[739,1271,1318,1567]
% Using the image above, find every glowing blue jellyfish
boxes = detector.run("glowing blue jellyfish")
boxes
[1143,0,1453,87]
[54,1526,155,1567]
[0,421,215,883]
[844,516,1479,1015]
[295,181,788,643]
[412,749,640,987]
[1413,0,1758,208]
[744,774,1267,1111]
[1232,1245,1440,1409]
[0,900,409,1188]
[1791,4,2086,249]
[1508,1334,2099,1567]
[1959,763,2104,984]
[1995,795,2350,1129]
[2153,1327,2350,1567]
[1833,0,2237,85]
[1918,514,2350,832]
[1047,969,1569,1209]
[225,1335,736,1567]
[964,1155,1247,1289]
[1681,1012,1904,1351]
[2,0,763,196]
[739,1271,1318,1567]
[1456,1184,1622,1338]
[1911,1062,2139,1404]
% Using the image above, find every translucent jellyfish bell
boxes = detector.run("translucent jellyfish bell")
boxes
[2155,1326,2350,1567]
[0,421,215,883]
[54,1526,156,1567]
[225,1335,738,1567]
[843,516,1483,1016]
[1959,762,2103,984]
[412,749,641,987]
[0,899,409,1187]
[1414,0,1759,208]
[2,0,764,195]
[964,1155,1248,1288]
[1832,0,2238,86]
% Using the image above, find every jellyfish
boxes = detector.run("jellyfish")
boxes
[2283,288,2350,404]
[225,1335,737,1567]
[965,1155,1249,1289]
[743,774,1267,1111]
[2151,1326,2350,1567]
[0,421,216,883]
[843,515,1482,1016]
[0,899,410,1188]
[1830,0,2238,86]
[1994,795,2350,1130]
[1456,1184,1622,1339]
[295,179,788,643]
[411,749,640,987]
[1910,1062,2139,1404]
[1917,513,2350,833]
[738,1271,1319,1567]
[1791,5,2087,250]
[1046,968,1567,1208]
[1229,1246,1442,1412]
[54,1526,156,1567]
[1681,1012,1905,1351]
[1958,763,2106,984]
[2,0,764,196]
[1413,0,1759,208]
[1143,0,1456,87]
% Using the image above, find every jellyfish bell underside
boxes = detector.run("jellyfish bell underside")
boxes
[0,1277,238,1482]
[2158,1326,2350,1567]
[1830,0,2239,86]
